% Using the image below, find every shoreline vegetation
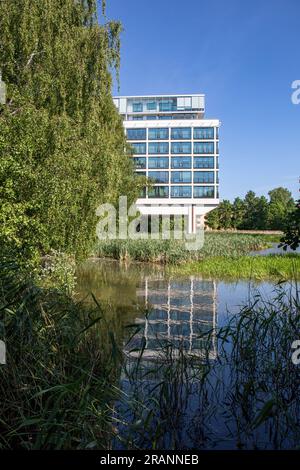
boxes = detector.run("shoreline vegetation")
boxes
[94,233,299,280]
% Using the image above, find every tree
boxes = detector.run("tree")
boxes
[0,0,142,262]
[280,199,300,250]
[267,187,295,230]
[232,197,245,229]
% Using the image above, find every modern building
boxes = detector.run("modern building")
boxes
[113,94,220,233]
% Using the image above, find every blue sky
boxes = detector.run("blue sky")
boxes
[104,0,299,201]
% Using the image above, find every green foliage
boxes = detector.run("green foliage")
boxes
[280,199,300,250]
[0,257,124,449]
[0,0,141,263]
[95,233,269,264]
[206,187,294,231]
[175,254,300,280]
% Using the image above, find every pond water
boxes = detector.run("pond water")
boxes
[76,259,300,450]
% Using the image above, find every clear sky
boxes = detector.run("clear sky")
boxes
[104,0,300,201]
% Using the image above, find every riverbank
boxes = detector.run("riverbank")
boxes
[94,233,272,264]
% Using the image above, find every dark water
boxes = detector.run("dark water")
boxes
[76,259,300,450]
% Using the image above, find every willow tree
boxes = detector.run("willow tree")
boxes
[0,0,140,260]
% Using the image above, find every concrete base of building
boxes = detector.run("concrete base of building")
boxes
[136,202,218,234]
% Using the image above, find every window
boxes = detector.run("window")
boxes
[148,186,169,198]
[133,157,146,169]
[159,115,171,120]
[193,157,214,168]
[171,171,192,183]
[148,157,169,169]
[131,143,146,154]
[194,142,214,154]
[171,142,191,154]
[216,171,219,183]
[147,101,157,110]
[132,115,143,121]
[194,171,214,183]
[193,127,214,139]
[140,187,146,198]
[194,186,215,198]
[159,100,176,112]
[171,186,192,198]
[148,171,169,183]
[171,128,191,140]
[148,142,169,154]
[171,157,191,169]
[148,128,169,140]
[127,128,146,140]
[132,102,143,112]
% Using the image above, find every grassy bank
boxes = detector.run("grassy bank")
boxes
[94,233,270,264]
[170,253,300,280]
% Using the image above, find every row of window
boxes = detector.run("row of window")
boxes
[128,114,200,121]
[140,171,216,184]
[141,186,216,198]
[131,142,216,154]
[127,127,216,140]
[133,156,218,169]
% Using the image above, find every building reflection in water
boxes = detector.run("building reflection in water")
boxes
[126,275,217,361]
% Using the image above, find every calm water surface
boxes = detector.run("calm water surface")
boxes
[76,259,299,450]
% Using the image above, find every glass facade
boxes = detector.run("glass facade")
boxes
[131,142,146,154]
[148,171,169,183]
[194,127,214,139]
[148,142,169,154]
[148,157,169,169]
[148,128,169,140]
[194,157,215,169]
[194,186,215,198]
[171,186,192,198]
[171,157,191,169]
[171,171,192,183]
[148,186,169,198]
[127,128,146,140]
[115,95,219,201]
[194,171,214,183]
[194,142,214,154]
[171,142,191,154]
[171,128,191,139]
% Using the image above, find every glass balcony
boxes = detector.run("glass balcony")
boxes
[171,186,192,198]
[193,171,214,183]
[148,186,169,198]
[194,186,215,198]
[171,171,192,183]
[171,157,191,169]
[148,157,169,169]
[193,157,214,169]
[171,128,191,140]
[148,171,169,183]
[194,142,214,154]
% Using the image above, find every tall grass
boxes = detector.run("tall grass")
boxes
[95,233,269,264]
[0,259,125,449]
[173,254,300,280]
